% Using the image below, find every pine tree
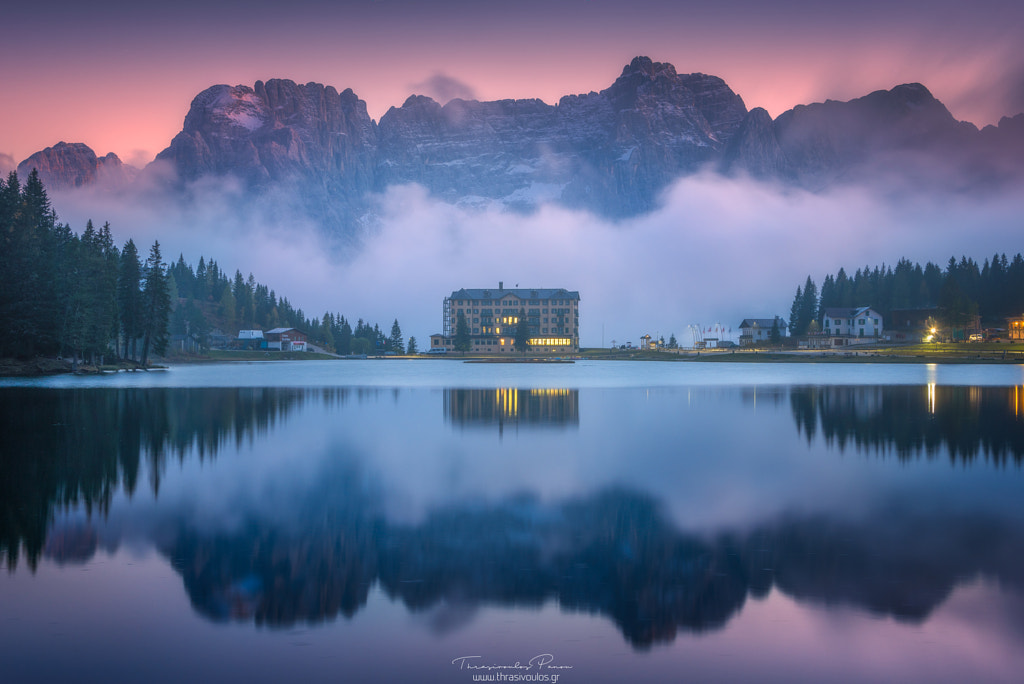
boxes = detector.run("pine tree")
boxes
[321,312,335,352]
[218,286,236,330]
[3,170,57,357]
[799,276,819,335]
[514,308,531,353]
[337,316,353,355]
[789,285,803,337]
[139,241,171,365]
[454,311,471,352]
[406,336,418,354]
[118,240,144,360]
[389,319,403,352]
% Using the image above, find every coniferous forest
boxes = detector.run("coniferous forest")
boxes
[0,170,410,366]
[787,256,1024,337]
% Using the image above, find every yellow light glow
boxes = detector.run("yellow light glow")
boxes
[527,338,571,346]
[530,389,569,397]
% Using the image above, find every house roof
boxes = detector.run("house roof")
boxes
[237,330,264,339]
[822,307,876,319]
[449,287,580,302]
[266,327,303,335]
[739,318,786,328]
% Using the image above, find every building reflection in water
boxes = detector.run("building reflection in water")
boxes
[3,383,1023,653]
[444,388,579,432]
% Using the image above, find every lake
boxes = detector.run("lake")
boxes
[2,360,1023,683]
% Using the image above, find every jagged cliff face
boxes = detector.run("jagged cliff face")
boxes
[721,83,1024,188]
[376,57,748,215]
[18,57,1024,231]
[152,56,752,222]
[17,142,136,191]
[155,80,378,228]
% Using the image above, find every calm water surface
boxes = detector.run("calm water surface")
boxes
[2,361,1023,683]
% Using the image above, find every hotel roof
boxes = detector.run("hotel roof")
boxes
[449,287,579,301]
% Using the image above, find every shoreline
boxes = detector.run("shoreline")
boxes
[5,346,1024,377]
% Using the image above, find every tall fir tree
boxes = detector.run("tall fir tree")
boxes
[514,308,531,353]
[454,311,471,352]
[798,276,819,334]
[388,319,403,352]
[789,285,803,337]
[139,241,171,365]
[118,239,144,360]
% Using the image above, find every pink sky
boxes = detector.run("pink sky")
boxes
[3,0,1023,167]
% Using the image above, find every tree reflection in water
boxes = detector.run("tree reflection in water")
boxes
[790,385,1024,464]
[2,384,1022,650]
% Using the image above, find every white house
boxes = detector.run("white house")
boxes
[821,307,884,340]
[738,318,787,347]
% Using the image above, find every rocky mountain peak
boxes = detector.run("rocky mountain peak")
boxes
[19,57,1022,234]
[620,56,678,81]
[17,141,136,190]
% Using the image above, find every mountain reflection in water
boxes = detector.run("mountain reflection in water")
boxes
[1,383,1022,652]
[37,486,1024,649]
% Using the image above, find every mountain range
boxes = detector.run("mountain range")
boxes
[16,56,1024,231]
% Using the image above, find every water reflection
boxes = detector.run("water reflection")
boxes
[790,385,1024,464]
[445,388,579,431]
[39,486,1024,650]
[0,387,354,570]
[2,383,1023,654]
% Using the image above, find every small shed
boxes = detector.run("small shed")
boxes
[237,330,265,350]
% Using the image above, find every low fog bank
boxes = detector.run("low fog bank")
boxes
[48,170,1024,347]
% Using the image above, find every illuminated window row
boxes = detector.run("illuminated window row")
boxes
[528,338,571,346]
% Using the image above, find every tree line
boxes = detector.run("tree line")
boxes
[165,253,416,355]
[787,254,1024,337]
[0,170,170,365]
[1,170,418,364]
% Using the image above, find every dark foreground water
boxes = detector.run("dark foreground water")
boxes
[2,361,1023,683]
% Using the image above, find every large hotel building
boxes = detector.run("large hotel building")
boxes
[432,283,580,353]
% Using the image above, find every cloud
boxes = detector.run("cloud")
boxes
[408,72,478,104]
[44,164,1024,349]
[125,149,155,169]
[0,153,15,175]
